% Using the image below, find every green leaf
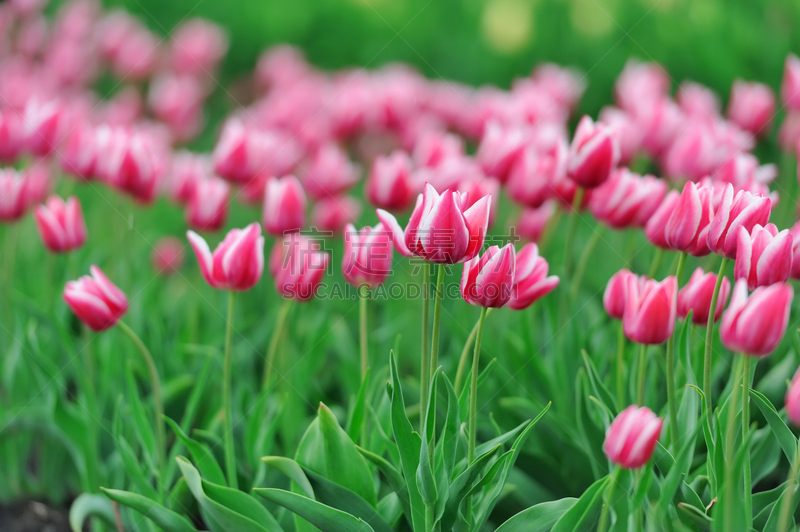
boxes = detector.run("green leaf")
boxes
[657,423,700,517]
[438,443,502,531]
[302,468,394,532]
[254,489,375,532]
[434,373,460,520]
[417,367,440,506]
[69,493,117,532]
[582,350,617,416]
[346,368,370,442]
[101,488,197,532]
[551,476,610,532]
[763,482,800,532]
[495,498,577,532]
[165,416,226,486]
[356,446,410,517]
[126,363,157,473]
[749,388,798,462]
[262,456,315,498]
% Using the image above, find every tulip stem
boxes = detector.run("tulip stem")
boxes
[420,265,430,429]
[455,308,494,395]
[570,225,604,300]
[742,355,752,526]
[704,257,729,428]
[598,466,621,532]
[430,264,446,377]
[724,356,744,532]
[616,322,626,407]
[636,343,647,406]
[262,298,293,391]
[665,252,687,451]
[776,437,800,532]
[674,252,687,285]
[118,321,165,498]
[359,285,369,380]
[562,187,584,281]
[647,247,664,278]
[465,306,488,529]
[223,291,237,489]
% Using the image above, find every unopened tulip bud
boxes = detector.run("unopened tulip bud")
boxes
[269,233,329,301]
[63,265,128,331]
[507,243,559,310]
[301,144,359,200]
[644,190,679,249]
[728,80,776,138]
[664,181,714,256]
[186,178,229,232]
[720,280,793,357]
[782,54,800,111]
[706,184,771,260]
[342,223,394,289]
[623,275,677,345]
[677,268,731,326]
[365,151,415,211]
[567,115,620,189]
[589,168,666,229]
[311,195,361,235]
[34,195,87,253]
[0,169,28,222]
[734,224,793,290]
[460,244,515,308]
[604,269,636,320]
[603,405,663,469]
[187,222,264,291]
[263,175,306,236]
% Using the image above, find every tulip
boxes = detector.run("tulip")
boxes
[589,169,666,229]
[505,141,568,209]
[152,237,185,275]
[782,54,800,111]
[663,181,714,256]
[676,81,720,121]
[342,223,394,289]
[623,275,677,345]
[61,124,100,181]
[311,195,361,235]
[457,176,499,228]
[22,164,51,207]
[460,244,516,308]
[0,169,29,222]
[604,269,636,320]
[712,152,777,190]
[734,224,793,290]
[706,184,772,260]
[34,195,87,253]
[567,116,620,189]
[660,120,719,181]
[532,63,585,112]
[475,121,527,183]
[263,175,306,236]
[269,233,329,301]
[615,60,670,113]
[720,280,793,357]
[365,151,416,211]
[0,111,24,164]
[168,18,228,77]
[790,222,800,280]
[631,96,683,157]
[779,112,800,152]
[96,127,167,204]
[603,405,663,469]
[185,178,229,232]
[377,182,490,264]
[413,129,464,168]
[786,368,800,426]
[414,154,481,194]
[678,268,731,326]
[599,106,642,165]
[23,98,67,157]
[514,201,556,243]
[63,265,129,331]
[644,190,679,249]
[148,74,205,142]
[727,80,776,137]
[186,222,264,291]
[165,151,210,205]
[507,243,559,310]
[301,144,359,200]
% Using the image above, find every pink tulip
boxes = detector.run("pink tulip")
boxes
[507,243,559,310]
[168,18,228,77]
[676,81,720,121]
[96,127,167,204]
[720,280,793,357]
[786,368,800,426]
[377,182,490,264]
[23,98,67,157]
[598,106,642,165]
[0,111,24,164]
[0,169,29,222]
[187,222,264,291]
[514,201,556,243]
[782,54,800,111]
[615,60,670,113]
[365,151,416,211]
[603,405,663,469]
[706,184,772,260]
[663,181,714,256]
[604,269,636,320]
[644,190,680,249]
[660,120,718,181]
[269,233,329,301]
[713,152,776,190]
[60,124,99,181]
[342,223,394,289]
[532,63,585,113]
[727,80,776,137]
[475,121,527,183]
[212,118,260,183]
[413,129,464,168]
[779,112,800,152]
[589,168,666,229]
[677,268,731,326]
[734,224,793,290]
[34,195,87,253]
[567,115,620,189]
[263,175,306,236]
[631,96,683,157]
[311,195,361,235]
[186,177,229,232]
[255,45,310,92]
[23,164,51,207]
[623,275,677,345]
[460,244,516,308]
[790,222,800,280]
[148,74,205,142]
[457,176,499,228]
[506,140,568,209]
[165,151,210,205]
[63,265,128,331]
[152,237,185,276]
[413,155,481,194]
[301,144,359,200]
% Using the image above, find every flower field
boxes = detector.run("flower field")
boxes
[3,0,800,531]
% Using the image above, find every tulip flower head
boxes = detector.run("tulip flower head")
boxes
[0,169,29,222]
[301,144,360,200]
[782,54,800,111]
[720,280,793,357]
[507,243,559,310]
[706,184,771,260]
[789,222,800,280]
[734,224,793,290]
[366,151,416,211]
[34,195,87,253]
[460,244,516,308]
[727,80,776,137]
[185,177,229,232]
[342,223,394,289]
[514,201,556,243]
[644,190,679,249]
[377,182,490,264]
[589,168,666,229]
[567,115,620,189]
[505,141,568,209]
[152,237,185,275]
[604,269,637,320]
[187,222,265,291]
[270,233,329,301]
[623,275,677,345]
[311,195,362,235]
[263,175,307,236]
[603,405,663,469]
[663,181,714,256]
[63,265,128,331]
[677,268,731,326]
[785,367,800,427]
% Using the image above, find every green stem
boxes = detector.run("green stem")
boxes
[647,247,664,278]
[777,437,800,532]
[454,308,494,395]
[562,187,585,281]
[637,343,647,406]
[570,225,604,300]
[704,257,729,428]
[598,467,621,532]
[223,291,237,489]
[665,252,686,451]
[724,356,744,532]
[359,285,369,380]
[430,264,446,377]
[262,298,292,391]
[465,306,488,529]
[420,266,430,427]
[118,321,165,498]
[616,322,626,407]
[674,252,687,285]
[742,355,752,527]
[425,503,435,532]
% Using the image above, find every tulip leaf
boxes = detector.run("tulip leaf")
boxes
[68,493,117,532]
[254,488,375,532]
[261,456,315,498]
[356,446,412,518]
[749,388,798,462]
[495,497,578,532]
[125,363,157,474]
[417,367,440,506]
[763,482,800,532]
[658,423,700,517]
[101,488,197,532]
[551,476,610,532]
[434,372,460,520]
[346,368,370,442]
[165,416,226,486]
[582,350,617,415]
[438,443,501,531]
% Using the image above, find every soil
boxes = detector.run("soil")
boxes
[0,500,71,532]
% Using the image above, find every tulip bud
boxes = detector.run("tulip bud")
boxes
[311,195,361,235]
[301,144,359,200]
[187,222,265,291]
[644,190,679,249]
[567,115,620,189]
[706,184,772,260]
[24,98,67,157]
[789,222,800,280]
[615,60,670,113]
[663,181,714,256]
[165,151,210,205]
[728,80,776,138]
[720,280,793,357]
[168,18,228,77]
[734,224,793,290]
[185,178,228,232]
[342,223,394,289]
[786,368,800,426]
[263,175,306,236]
[677,268,731,326]
[676,81,720,121]
[269,233,329,301]
[514,201,556,243]
[413,129,464,168]
[506,142,567,209]
[0,169,29,222]
[61,124,99,181]
[152,237,185,276]
[34,195,87,253]
[782,54,800,111]
[63,265,129,331]
[97,127,167,204]
[475,121,527,183]
[365,151,415,211]
[598,107,642,165]
[507,243,559,310]
[589,168,666,229]
[460,244,516,308]
[604,269,636,320]
[457,176,499,228]
[660,121,718,181]
[0,111,24,164]
[603,405,663,469]
[623,275,677,345]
